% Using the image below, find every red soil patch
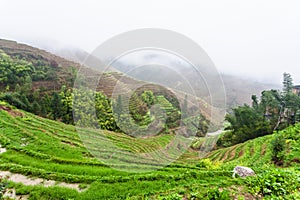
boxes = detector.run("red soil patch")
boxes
[238,149,244,157]
[0,105,24,117]
[228,146,239,160]
[261,144,267,156]
[221,149,230,162]
[250,146,255,156]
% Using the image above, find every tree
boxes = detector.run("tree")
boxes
[283,72,293,94]
[251,95,259,111]
[60,87,74,124]
[32,100,41,115]
[51,92,63,120]
[95,91,117,130]
[141,90,155,106]
[41,94,51,117]
[21,76,32,94]
[271,134,286,165]
[284,93,300,125]
[224,105,272,144]
[220,73,300,147]
[0,51,33,87]
[260,90,281,125]
[280,73,300,126]
[14,84,21,93]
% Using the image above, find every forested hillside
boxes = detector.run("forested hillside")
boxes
[0,39,211,137]
[218,73,300,148]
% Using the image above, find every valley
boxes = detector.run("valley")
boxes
[0,39,299,199]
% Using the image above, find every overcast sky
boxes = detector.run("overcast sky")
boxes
[1,0,300,84]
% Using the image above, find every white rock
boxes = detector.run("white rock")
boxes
[232,166,255,178]
[0,148,7,154]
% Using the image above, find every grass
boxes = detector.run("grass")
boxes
[206,135,274,168]
[0,106,299,199]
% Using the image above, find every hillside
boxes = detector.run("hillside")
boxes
[0,38,220,131]
[206,125,300,167]
[221,74,278,108]
[0,39,80,91]
[0,103,299,199]
[0,38,276,131]
[35,42,278,108]
[0,39,299,199]
[0,103,228,199]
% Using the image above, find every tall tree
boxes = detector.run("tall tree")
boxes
[280,73,300,126]
[283,72,293,94]
[32,100,41,115]
[51,92,63,120]
[224,104,271,144]
[251,95,259,111]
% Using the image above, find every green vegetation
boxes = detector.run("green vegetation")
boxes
[0,50,74,123]
[0,50,57,88]
[0,105,229,199]
[271,134,286,165]
[0,178,8,199]
[0,50,210,139]
[218,73,300,147]
[246,168,300,198]
[0,104,298,199]
[0,44,299,199]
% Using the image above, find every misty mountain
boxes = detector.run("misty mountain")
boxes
[26,39,279,108]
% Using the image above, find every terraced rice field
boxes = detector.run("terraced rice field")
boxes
[0,106,236,199]
[205,135,273,167]
[1,104,298,199]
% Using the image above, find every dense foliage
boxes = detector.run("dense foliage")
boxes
[218,73,300,147]
[247,168,300,197]
[0,50,57,89]
[0,51,211,136]
[271,134,286,165]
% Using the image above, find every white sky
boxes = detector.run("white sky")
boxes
[1,0,300,84]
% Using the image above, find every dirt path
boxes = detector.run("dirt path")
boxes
[0,171,86,192]
[0,146,84,192]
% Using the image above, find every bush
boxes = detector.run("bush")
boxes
[247,168,300,197]
[271,134,286,165]
[196,159,221,170]
[204,187,231,200]
[217,131,234,147]
[197,159,213,169]
[0,178,8,199]
[0,93,30,111]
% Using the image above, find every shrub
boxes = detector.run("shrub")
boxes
[0,178,8,199]
[204,187,231,200]
[271,134,286,165]
[196,159,221,170]
[247,168,300,197]
[216,131,234,147]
